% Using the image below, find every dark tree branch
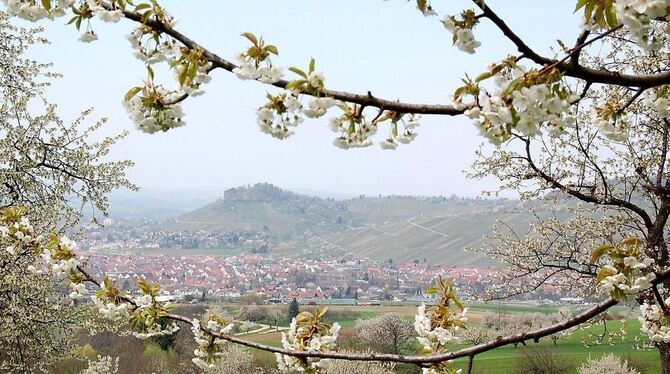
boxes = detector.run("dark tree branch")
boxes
[473,1,670,88]
[522,137,654,230]
[107,3,465,116]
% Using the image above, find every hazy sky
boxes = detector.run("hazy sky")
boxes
[24,1,580,197]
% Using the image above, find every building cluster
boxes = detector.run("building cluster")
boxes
[81,220,267,251]
[81,251,503,302]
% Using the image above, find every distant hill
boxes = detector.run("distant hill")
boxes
[168,183,572,265]
[166,183,356,241]
[281,196,569,266]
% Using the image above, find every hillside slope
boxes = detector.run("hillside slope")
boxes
[320,212,536,266]
[169,184,571,265]
[167,183,355,241]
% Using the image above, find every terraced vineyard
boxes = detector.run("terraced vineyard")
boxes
[171,183,573,264]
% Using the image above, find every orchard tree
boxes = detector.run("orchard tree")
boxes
[355,313,415,355]
[288,298,300,322]
[0,10,133,373]
[578,354,641,374]
[6,0,670,373]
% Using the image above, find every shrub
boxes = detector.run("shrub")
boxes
[577,354,640,374]
[515,346,571,374]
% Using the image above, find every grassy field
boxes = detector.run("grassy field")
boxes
[242,303,658,374]
[451,319,659,373]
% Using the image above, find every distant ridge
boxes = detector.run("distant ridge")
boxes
[167,183,571,265]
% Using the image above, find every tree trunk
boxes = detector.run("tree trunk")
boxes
[660,342,670,374]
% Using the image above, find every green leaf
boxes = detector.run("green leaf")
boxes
[264,44,279,55]
[596,267,617,284]
[452,296,464,311]
[590,244,613,263]
[41,0,51,11]
[289,67,307,78]
[241,32,258,46]
[475,71,493,82]
[605,6,618,28]
[75,16,82,30]
[134,3,151,11]
[124,86,142,102]
[425,286,439,294]
[453,86,466,99]
[285,81,303,91]
[574,0,588,11]
[308,58,315,73]
[146,65,154,81]
[187,61,197,80]
[178,67,188,86]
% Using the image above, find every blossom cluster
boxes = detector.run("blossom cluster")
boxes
[613,0,670,49]
[593,112,631,142]
[127,26,180,63]
[2,0,74,22]
[275,308,341,372]
[645,86,670,118]
[592,237,656,301]
[590,98,632,142]
[256,91,303,139]
[233,32,283,84]
[124,79,185,133]
[89,275,181,340]
[639,297,670,343]
[414,304,463,351]
[234,53,283,83]
[3,0,129,42]
[441,10,481,54]
[131,321,180,340]
[376,112,420,150]
[171,47,212,96]
[1,208,39,256]
[127,278,181,339]
[86,0,123,24]
[304,97,337,119]
[285,58,325,96]
[327,105,422,150]
[598,261,655,298]
[458,60,577,145]
[91,293,130,321]
[191,316,235,371]
[414,276,467,374]
[328,102,375,149]
[0,207,90,300]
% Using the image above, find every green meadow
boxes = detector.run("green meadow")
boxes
[244,304,659,373]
